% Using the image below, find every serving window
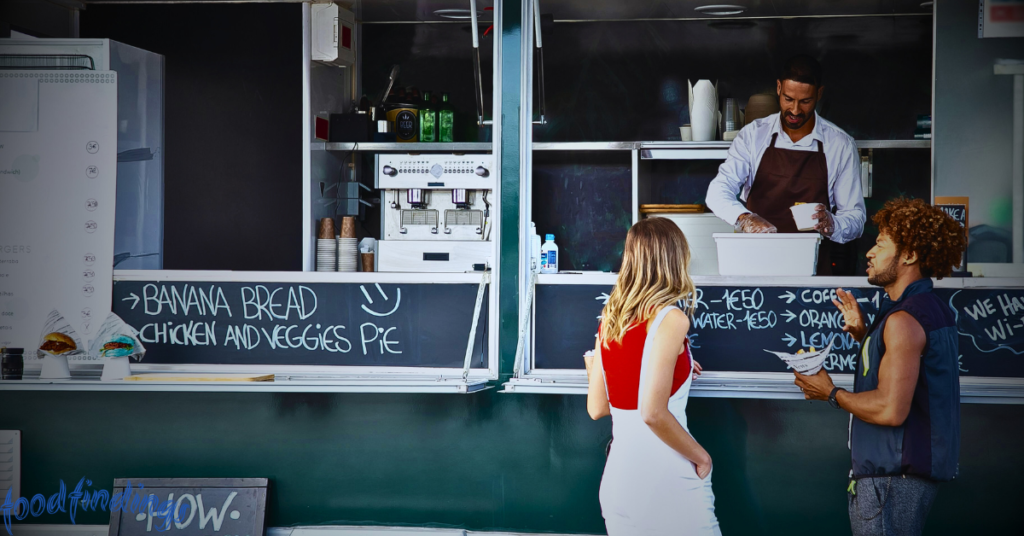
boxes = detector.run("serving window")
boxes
[2,1,505,394]
[501,1,978,398]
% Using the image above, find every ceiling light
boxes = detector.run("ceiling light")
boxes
[433,9,490,20]
[694,4,747,16]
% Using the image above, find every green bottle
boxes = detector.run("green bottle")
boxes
[439,93,455,143]
[419,91,436,142]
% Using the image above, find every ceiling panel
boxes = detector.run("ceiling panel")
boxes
[82,0,932,23]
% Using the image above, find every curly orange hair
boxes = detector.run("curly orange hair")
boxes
[872,198,966,279]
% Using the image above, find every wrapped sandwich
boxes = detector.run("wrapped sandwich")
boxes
[88,313,146,361]
[37,309,84,359]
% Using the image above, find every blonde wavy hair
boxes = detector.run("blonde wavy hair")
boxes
[601,217,696,347]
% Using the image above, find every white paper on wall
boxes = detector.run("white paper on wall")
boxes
[0,431,20,515]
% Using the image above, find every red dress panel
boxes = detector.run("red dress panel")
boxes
[600,321,692,410]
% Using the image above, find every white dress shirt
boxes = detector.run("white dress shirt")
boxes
[705,112,866,244]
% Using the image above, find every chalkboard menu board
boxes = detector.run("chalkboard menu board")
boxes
[112,281,488,368]
[108,478,266,536]
[534,283,1024,378]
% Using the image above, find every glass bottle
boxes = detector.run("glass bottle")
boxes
[439,93,455,143]
[420,91,436,142]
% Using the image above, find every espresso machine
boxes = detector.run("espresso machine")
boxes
[376,154,494,272]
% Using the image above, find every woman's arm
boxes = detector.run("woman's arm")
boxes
[586,330,611,420]
[640,309,712,479]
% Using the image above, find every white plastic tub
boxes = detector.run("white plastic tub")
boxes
[713,233,822,276]
[657,213,735,275]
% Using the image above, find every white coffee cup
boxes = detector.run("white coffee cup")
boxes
[679,125,693,142]
[789,203,820,231]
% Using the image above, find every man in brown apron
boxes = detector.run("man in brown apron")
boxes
[706,55,866,275]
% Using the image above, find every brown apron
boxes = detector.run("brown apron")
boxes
[746,133,833,275]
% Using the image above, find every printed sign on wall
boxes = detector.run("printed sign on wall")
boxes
[979,0,1024,38]
[0,71,118,364]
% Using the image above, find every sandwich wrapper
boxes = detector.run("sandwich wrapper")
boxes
[88,312,146,381]
[37,309,84,379]
[765,340,834,376]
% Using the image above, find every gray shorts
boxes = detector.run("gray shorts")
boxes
[848,474,940,536]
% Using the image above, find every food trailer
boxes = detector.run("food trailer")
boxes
[0,1,1021,534]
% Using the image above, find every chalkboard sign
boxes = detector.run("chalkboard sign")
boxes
[108,478,267,536]
[935,197,969,271]
[534,283,1024,378]
[112,281,487,368]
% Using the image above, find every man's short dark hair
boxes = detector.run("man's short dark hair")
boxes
[779,55,823,87]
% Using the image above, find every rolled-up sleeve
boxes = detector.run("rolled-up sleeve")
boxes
[706,130,754,226]
[828,136,867,244]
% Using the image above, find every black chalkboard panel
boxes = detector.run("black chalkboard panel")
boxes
[112,281,487,368]
[108,478,266,536]
[534,283,1024,378]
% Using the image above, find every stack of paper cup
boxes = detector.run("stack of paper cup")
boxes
[337,217,359,272]
[337,238,358,271]
[316,218,337,272]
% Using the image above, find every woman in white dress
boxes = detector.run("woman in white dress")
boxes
[585,217,722,536]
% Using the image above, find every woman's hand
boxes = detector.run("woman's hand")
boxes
[833,288,868,342]
[584,350,595,378]
[692,359,703,380]
[694,451,713,480]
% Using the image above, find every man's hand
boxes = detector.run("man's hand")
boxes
[735,212,778,234]
[832,287,868,342]
[692,359,703,380]
[793,368,835,401]
[812,204,836,237]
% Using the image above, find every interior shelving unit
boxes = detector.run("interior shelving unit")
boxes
[299,0,504,389]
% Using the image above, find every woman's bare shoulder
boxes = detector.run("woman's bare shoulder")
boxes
[655,306,690,333]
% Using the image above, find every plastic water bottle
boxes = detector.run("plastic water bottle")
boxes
[530,223,542,273]
[540,234,558,274]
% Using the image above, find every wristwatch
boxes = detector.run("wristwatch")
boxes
[828,386,845,409]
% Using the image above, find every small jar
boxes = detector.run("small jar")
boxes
[1,347,24,380]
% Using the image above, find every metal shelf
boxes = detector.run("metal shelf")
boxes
[315,142,492,152]
[502,373,1024,404]
[0,377,491,394]
[314,140,930,154]
[533,142,638,151]
[856,139,930,149]
[530,140,930,155]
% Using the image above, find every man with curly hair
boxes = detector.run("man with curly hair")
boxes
[794,198,966,536]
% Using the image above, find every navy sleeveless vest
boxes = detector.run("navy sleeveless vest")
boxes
[851,278,960,481]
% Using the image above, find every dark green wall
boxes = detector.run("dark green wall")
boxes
[4,391,1023,534]
[4,2,1023,535]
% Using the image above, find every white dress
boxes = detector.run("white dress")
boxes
[599,306,722,536]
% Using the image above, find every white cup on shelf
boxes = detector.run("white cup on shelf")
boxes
[679,125,693,142]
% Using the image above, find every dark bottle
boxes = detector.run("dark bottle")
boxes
[420,91,437,142]
[1,347,24,380]
[439,93,455,143]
